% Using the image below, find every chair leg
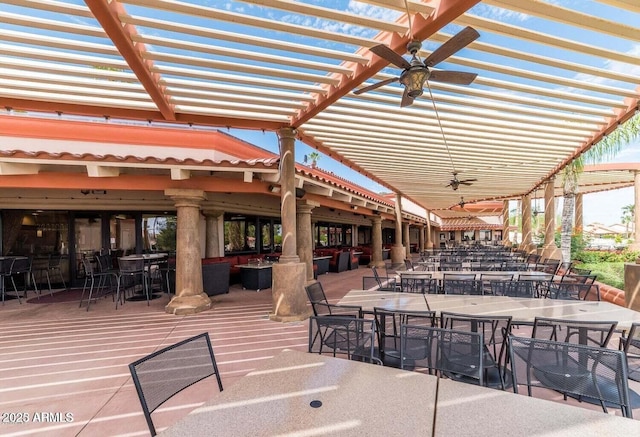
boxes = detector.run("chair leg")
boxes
[10,276,22,304]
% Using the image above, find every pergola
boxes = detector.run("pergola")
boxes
[0,0,638,211]
[1,1,639,316]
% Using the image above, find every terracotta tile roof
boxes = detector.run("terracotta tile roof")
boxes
[0,149,280,169]
[440,217,502,231]
[296,164,393,207]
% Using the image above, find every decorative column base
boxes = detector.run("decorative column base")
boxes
[541,244,563,261]
[165,292,212,315]
[270,262,312,322]
[390,245,405,264]
[368,260,386,268]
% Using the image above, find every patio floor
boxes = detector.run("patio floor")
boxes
[1,264,639,436]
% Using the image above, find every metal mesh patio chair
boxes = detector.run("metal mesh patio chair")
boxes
[115,257,148,309]
[373,308,436,368]
[619,322,640,382]
[305,282,362,317]
[308,315,382,365]
[1,257,16,304]
[441,311,513,389]
[129,332,224,436]
[400,324,484,386]
[9,256,39,302]
[79,256,119,311]
[532,317,617,349]
[442,276,482,295]
[508,335,632,418]
[546,282,600,301]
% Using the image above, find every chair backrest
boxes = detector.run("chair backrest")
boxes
[569,266,592,276]
[562,274,597,285]
[305,282,329,316]
[119,257,145,274]
[10,257,30,273]
[440,311,512,374]
[129,332,224,436]
[374,308,435,365]
[442,278,482,295]
[491,280,535,298]
[404,259,413,270]
[548,282,599,301]
[439,261,462,271]
[508,335,632,418]
[48,254,63,268]
[620,322,640,382]
[402,276,438,294]
[532,316,617,348]
[82,257,96,277]
[308,316,380,365]
[400,324,484,385]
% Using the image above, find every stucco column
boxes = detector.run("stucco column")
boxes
[502,200,511,246]
[520,194,535,253]
[426,212,434,249]
[296,200,319,283]
[203,210,223,258]
[403,222,411,258]
[271,127,309,322]
[353,224,359,246]
[391,193,405,263]
[369,215,385,268]
[574,192,584,235]
[164,189,211,315]
[419,224,425,253]
[542,178,563,260]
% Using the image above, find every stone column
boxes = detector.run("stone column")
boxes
[271,127,309,322]
[426,212,434,249]
[164,189,211,315]
[203,210,223,258]
[296,200,319,283]
[418,224,425,253]
[390,193,405,263]
[520,194,535,253]
[574,192,584,235]
[353,224,359,247]
[403,222,411,258]
[541,178,563,260]
[630,171,640,251]
[369,215,385,268]
[502,200,511,246]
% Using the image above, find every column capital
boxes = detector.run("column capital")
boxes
[202,209,224,218]
[370,215,382,225]
[278,127,297,140]
[296,199,320,214]
[164,189,206,207]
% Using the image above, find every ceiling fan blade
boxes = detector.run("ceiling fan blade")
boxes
[353,77,399,95]
[459,178,478,184]
[369,44,412,69]
[428,70,477,85]
[400,88,414,107]
[424,26,480,67]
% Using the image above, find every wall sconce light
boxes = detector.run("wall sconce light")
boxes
[295,188,306,199]
[36,229,43,238]
[350,205,358,210]
[268,185,281,193]
[80,189,90,195]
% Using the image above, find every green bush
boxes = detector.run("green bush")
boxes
[576,262,625,290]
[574,249,639,264]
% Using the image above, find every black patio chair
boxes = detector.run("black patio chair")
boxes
[400,324,484,386]
[508,335,632,418]
[129,332,224,436]
[308,315,381,365]
[373,307,436,368]
[532,317,617,349]
[619,322,640,382]
[440,311,513,389]
[304,282,362,317]
[79,256,119,311]
[442,277,482,295]
[546,282,600,301]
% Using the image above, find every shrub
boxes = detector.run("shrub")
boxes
[574,249,639,264]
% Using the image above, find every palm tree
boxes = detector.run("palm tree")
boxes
[559,112,640,261]
[308,151,321,168]
[621,204,635,238]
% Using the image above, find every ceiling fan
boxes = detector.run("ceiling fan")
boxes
[453,196,466,209]
[446,172,477,191]
[353,26,480,107]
